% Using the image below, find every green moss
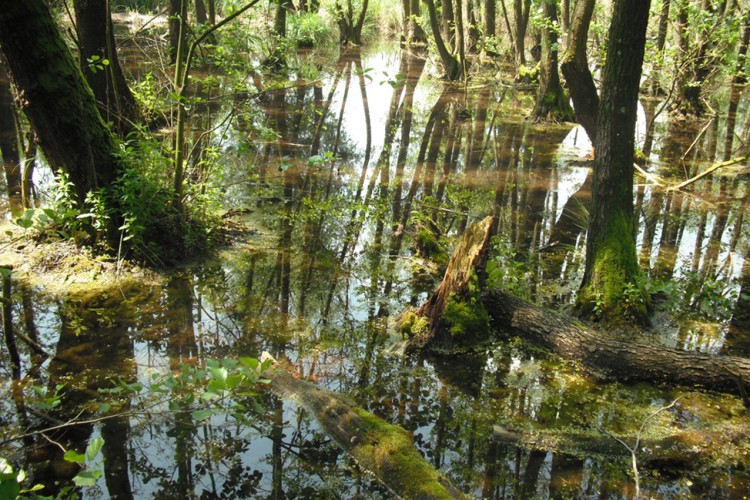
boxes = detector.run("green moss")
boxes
[578,209,650,324]
[443,274,491,342]
[416,228,449,265]
[352,408,459,499]
[397,310,429,338]
[516,64,540,84]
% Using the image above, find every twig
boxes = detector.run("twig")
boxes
[604,396,684,499]
[633,163,665,186]
[667,156,747,191]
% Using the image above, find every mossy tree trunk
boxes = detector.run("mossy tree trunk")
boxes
[578,0,651,325]
[267,364,464,498]
[0,0,122,208]
[559,0,597,142]
[532,0,574,122]
[74,0,139,136]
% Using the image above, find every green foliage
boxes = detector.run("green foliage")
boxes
[288,12,334,49]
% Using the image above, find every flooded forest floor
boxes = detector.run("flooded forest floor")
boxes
[1,30,750,498]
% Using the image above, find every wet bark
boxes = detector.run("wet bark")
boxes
[267,364,464,498]
[559,0,597,142]
[74,0,139,135]
[579,0,651,323]
[0,0,122,206]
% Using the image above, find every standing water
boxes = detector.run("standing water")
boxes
[1,42,749,498]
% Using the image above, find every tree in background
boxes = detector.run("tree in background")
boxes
[531,0,574,121]
[560,0,597,142]
[74,0,139,135]
[578,0,652,325]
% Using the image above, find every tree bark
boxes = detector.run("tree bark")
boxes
[513,0,530,68]
[0,65,22,213]
[266,364,464,499]
[423,0,464,80]
[578,0,651,323]
[405,217,750,398]
[560,0,597,142]
[532,0,574,121]
[74,0,139,136]
[0,0,122,206]
[483,291,750,397]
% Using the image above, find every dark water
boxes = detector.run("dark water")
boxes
[2,43,750,498]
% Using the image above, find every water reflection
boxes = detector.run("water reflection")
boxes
[1,44,750,497]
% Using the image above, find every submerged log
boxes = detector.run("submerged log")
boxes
[266,364,463,499]
[492,423,749,469]
[405,217,750,398]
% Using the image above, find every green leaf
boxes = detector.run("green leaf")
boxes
[191,409,214,421]
[209,367,228,382]
[64,450,85,464]
[240,357,259,370]
[72,469,102,487]
[98,402,111,414]
[86,437,104,462]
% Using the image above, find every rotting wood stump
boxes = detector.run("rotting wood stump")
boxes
[266,363,464,499]
[403,216,750,399]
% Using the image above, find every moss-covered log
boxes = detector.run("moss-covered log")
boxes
[407,218,750,398]
[267,364,464,499]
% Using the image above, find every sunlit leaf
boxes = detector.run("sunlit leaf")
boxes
[191,409,213,421]
[64,450,85,464]
[72,469,102,487]
[86,437,104,462]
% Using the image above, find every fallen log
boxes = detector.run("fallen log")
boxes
[492,422,749,469]
[266,363,463,499]
[403,216,750,398]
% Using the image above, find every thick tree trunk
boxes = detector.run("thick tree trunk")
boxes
[267,364,464,499]
[74,0,139,135]
[0,0,121,206]
[578,0,651,323]
[560,0,597,142]
[532,0,573,121]
[513,0,530,68]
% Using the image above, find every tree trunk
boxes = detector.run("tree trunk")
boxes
[424,0,464,80]
[560,0,597,142]
[0,65,22,213]
[532,0,574,121]
[492,422,749,469]
[404,217,750,399]
[195,0,207,24]
[266,363,464,499]
[483,291,750,396]
[0,0,122,206]
[578,0,651,324]
[513,0,530,68]
[74,0,139,136]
